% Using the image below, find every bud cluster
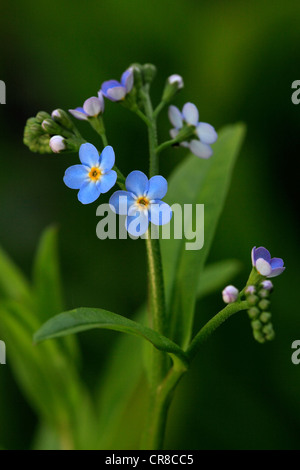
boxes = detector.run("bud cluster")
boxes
[24,109,84,154]
[245,281,275,343]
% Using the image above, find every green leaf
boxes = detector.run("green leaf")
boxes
[161,123,246,348]
[34,307,188,366]
[196,259,242,299]
[32,225,63,320]
[0,300,93,449]
[94,258,241,448]
[32,225,80,362]
[0,245,32,306]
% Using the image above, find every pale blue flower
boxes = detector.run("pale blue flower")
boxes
[168,102,218,159]
[64,143,117,204]
[109,170,172,236]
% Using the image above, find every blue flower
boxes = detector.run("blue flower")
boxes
[251,246,285,278]
[101,67,134,102]
[69,94,105,120]
[63,143,117,204]
[168,102,218,159]
[109,170,172,236]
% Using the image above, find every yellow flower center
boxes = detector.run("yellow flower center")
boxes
[136,196,150,208]
[89,166,102,182]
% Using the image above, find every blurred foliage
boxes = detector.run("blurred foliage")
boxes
[0,0,299,449]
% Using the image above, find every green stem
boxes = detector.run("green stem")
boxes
[153,101,166,119]
[141,89,159,177]
[134,108,151,126]
[156,137,181,155]
[186,300,249,361]
[145,227,168,387]
[141,361,187,450]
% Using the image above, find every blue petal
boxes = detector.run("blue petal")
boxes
[196,122,218,144]
[267,267,286,278]
[109,190,135,215]
[253,247,271,263]
[63,165,89,189]
[125,211,149,237]
[251,246,256,266]
[168,106,183,129]
[149,201,172,226]
[83,97,104,116]
[189,140,213,159]
[99,145,115,171]
[125,170,149,196]
[69,107,88,121]
[182,102,199,126]
[106,86,126,101]
[101,80,121,94]
[79,143,100,167]
[147,175,168,200]
[121,67,134,92]
[270,257,284,269]
[98,170,117,193]
[77,181,101,204]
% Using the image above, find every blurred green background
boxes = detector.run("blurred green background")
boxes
[0,0,299,449]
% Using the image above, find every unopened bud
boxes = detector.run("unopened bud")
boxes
[247,294,259,306]
[245,285,256,295]
[261,280,273,291]
[260,312,272,323]
[52,109,75,130]
[222,285,239,304]
[42,119,62,135]
[252,320,262,331]
[49,135,66,153]
[248,307,260,319]
[258,299,270,311]
[142,63,157,85]
[162,74,184,103]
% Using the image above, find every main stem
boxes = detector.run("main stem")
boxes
[141,87,171,448]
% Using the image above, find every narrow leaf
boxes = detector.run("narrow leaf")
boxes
[161,124,246,348]
[34,307,188,365]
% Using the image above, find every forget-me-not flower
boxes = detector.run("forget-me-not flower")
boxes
[101,67,134,102]
[109,170,172,236]
[63,143,117,204]
[251,246,285,278]
[69,94,105,121]
[168,102,218,159]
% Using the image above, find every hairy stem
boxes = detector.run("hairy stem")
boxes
[186,300,249,361]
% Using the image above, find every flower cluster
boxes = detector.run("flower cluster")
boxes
[23,109,84,154]
[168,102,218,158]
[246,281,275,343]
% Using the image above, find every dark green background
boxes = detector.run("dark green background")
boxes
[0,0,299,449]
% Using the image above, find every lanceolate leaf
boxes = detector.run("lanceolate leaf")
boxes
[32,226,63,321]
[161,124,246,348]
[34,307,188,365]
